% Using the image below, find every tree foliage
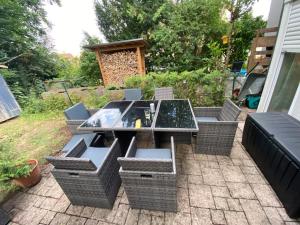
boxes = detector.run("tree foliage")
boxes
[224,0,257,64]
[95,0,169,41]
[95,0,227,71]
[0,0,60,104]
[230,13,266,63]
[56,54,80,80]
[79,33,102,86]
[149,0,226,71]
[95,0,265,71]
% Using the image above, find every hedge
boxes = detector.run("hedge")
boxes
[125,69,227,106]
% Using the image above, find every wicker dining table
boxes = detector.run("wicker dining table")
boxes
[78,99,198,154]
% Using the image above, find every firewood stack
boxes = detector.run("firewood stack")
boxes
[86,38,146,86]
[101,50,139,86]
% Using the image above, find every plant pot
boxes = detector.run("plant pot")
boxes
[13,159,42,188]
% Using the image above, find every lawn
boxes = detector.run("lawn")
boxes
[0,112,70,202]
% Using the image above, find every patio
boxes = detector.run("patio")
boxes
[2,113,300,225]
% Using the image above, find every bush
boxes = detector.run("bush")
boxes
[83,91,109,109]
[125,69,227,106]
[0,143,31,181]
[24,95,68,114]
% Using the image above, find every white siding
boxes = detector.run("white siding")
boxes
[283,1,300,52]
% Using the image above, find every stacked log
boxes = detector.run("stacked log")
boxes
[101,50,139,86]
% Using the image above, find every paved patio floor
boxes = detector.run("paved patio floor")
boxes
[2,122,300,225]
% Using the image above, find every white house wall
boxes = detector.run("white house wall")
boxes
[257,0,298,112]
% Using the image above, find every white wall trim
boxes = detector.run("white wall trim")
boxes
[257,1,293,112]
[288,83,300,120]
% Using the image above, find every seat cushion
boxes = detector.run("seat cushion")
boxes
[196,116,219,122]
[64,103,90,120]
[62,133,96,153]
[80,147,109,168]
[124,89,142,100]
[135,148,171,159]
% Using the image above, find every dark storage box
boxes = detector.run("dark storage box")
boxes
[242,113,300,218]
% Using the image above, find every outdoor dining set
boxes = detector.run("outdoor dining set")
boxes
[46,87,241,212]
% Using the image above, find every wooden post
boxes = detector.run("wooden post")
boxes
[136,47,143,75]
[95,49,107,86]
[140,48,145,74]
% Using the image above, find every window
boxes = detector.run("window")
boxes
[268,53,300,112]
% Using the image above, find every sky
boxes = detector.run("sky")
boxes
[45,0,272,56]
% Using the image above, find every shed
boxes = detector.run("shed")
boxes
[0,75,21,122]
[85,38,147,87]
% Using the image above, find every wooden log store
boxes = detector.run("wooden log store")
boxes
[85,38,147,86]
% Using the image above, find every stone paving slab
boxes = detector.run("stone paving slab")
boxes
[3,124,300,225]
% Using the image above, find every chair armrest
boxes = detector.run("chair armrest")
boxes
[197,120,238,125]
[88,109,99,115]
[66,119,86,125]
[193,107,222,117]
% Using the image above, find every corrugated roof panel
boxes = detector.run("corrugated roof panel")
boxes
[0,75,21,122]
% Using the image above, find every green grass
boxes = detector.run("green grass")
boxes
[0,112,70,202]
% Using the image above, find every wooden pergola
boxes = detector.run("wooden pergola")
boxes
[85,38,147,86]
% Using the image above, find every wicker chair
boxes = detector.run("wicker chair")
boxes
[154,87,174,100]
[64,103,98,134]
[123,88,143,100]
[193,99,241,155]
[118,136,177,212]
[46,138,121,208]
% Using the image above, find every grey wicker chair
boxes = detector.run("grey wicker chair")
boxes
[118,136,177,212]
[62,133,101,153]
[123,88,143,100]
[46,138,121,208]
[154,87,174,100]
[64,103,98,134]
[193,99,241,155]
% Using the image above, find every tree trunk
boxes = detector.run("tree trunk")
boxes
[225,21,235,66]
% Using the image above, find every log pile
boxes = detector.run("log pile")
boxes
[101,50,138,86]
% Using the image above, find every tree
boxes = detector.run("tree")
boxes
[95,0,226,71]
[79,33,102,86]
[0,0,60,103]
[95,0,169,42]
[56,54,80,80]
[224,0,257,65]
[149,0,226,71]
[229,13,266,64]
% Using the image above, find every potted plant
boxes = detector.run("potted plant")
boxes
[0,158,41,188]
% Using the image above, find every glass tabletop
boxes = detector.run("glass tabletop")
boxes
[115,101,158,128]
[80,101,132,128]
[155,100,197,129]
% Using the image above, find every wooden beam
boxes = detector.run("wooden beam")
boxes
[140,48,146,75]
[95,50,108,86]
[254,50,274,55]
[96,44,145,53]
[256,27,278,36]
[136,47,143,75]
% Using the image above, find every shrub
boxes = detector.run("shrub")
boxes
[125,69,227,106]
[83,91,109,109]
[0,143,31,181]
[24,94,68,114]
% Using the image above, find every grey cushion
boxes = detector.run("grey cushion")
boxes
[64,103,90,120]
[124,88,142,100]
[81,147,109,168]
[135,148,171,159]
[62,134,96,153]
[196,116,219,122]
